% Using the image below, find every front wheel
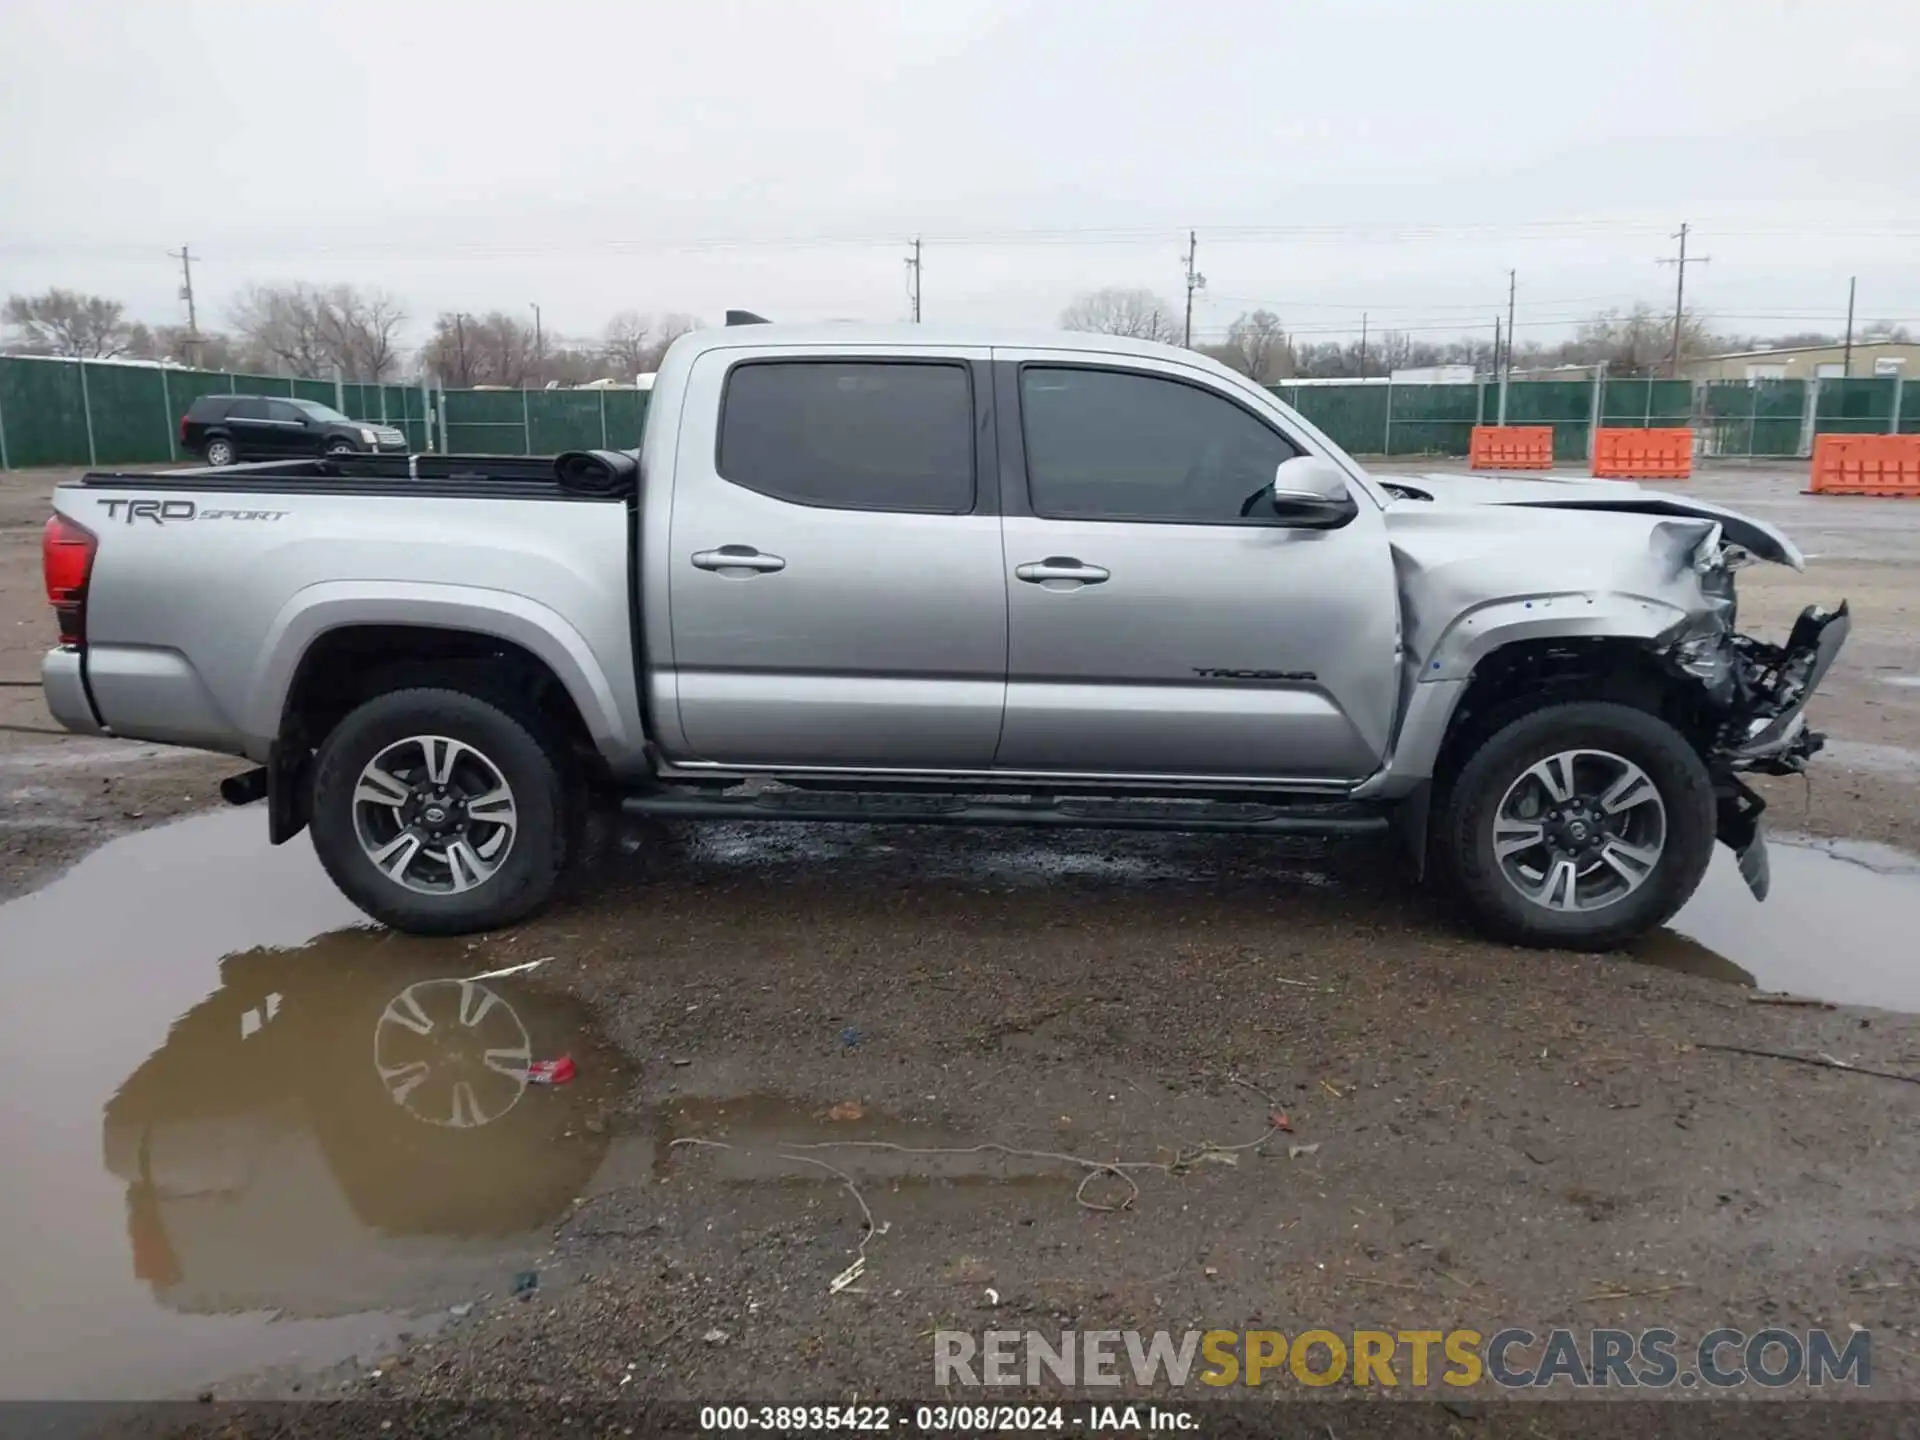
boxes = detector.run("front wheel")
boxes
[1434,701,1716,951]
[308,687,574,934]
[325,439,357,456]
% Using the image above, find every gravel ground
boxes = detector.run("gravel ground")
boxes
[3,460,1919,1432]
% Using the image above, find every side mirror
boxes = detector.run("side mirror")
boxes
[1266,455,1359,529]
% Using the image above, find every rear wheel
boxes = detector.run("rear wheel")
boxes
[203,436,236,466]
[308,687,575,934]
[1434,701,1716,950]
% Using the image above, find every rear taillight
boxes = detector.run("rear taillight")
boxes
[43,514,97,647]
[179,414,189,444]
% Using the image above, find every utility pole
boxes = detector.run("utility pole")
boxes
[1358,313,1369,376]
[1182,230,1205,348]
[454,312,470,388]
[167,245,201,367]
[1657,222,1710,379]
[1842,276,1857,377]
[1499,268,1516,424]
[530,303,543,386]
[1494,316,1507,424]
[904,237,922,322]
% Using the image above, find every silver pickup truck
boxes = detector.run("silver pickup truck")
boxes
[40,324,1848,949]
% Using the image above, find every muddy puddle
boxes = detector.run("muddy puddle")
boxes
[0,808,620,1401]
[5,806,1920,1398]
[1645,835,1920,1009]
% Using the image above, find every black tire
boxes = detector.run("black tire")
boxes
[309,686,574,935]
[1433,701,1716,951]
[324,439,357,456]
[203,435,236,467]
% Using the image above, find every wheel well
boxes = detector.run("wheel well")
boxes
[1435,637,1715,782]
[280,625,597,765]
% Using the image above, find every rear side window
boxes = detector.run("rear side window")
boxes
[227,397,268,421]
[1020,367,1300,524]
[189,397,233,420]
[718,361,974,514]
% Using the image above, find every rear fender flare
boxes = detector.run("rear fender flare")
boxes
[244,580,642,764]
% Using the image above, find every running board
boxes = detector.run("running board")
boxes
[620,789,1389,836]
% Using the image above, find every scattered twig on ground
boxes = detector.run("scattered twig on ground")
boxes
[1228,1074,1283,1109]
[668,1109,1287,1278]
[1580,1282,1698,1303]
[461,955,553,983]
[1696,1042,1920,1086]
[0,722,66,737]
[1745,994,1836,1009]
[1348,1276,1426,1292]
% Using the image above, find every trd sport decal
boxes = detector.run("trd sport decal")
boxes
[97,499,288,524]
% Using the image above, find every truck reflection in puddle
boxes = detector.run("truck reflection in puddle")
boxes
[102,935,618,1318]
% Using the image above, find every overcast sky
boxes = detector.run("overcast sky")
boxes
[2,0,1916,351]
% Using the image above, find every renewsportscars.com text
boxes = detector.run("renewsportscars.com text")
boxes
[935,1327,1872,1389]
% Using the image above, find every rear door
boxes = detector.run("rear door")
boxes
[992,352,1400,783]
[664,345,1007,770]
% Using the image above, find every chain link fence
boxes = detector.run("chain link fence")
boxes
[1274,374,1911,462]
[3,354,1911,471]
[0,354,650,470]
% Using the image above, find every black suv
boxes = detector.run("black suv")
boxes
[179,394,409,466]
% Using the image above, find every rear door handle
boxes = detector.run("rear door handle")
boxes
[1015,557,1110,586]
[692,546,786,575]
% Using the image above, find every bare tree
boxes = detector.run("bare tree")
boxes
[420,311,541,388]
[602,310,653,378]
[1563,304,1712,378]
[3,288,135,357]
[324,286,406,381]
[1217,309,1290,383]
[1059,288,1181,344]
[602,310,702,378]
[229,283,406,380]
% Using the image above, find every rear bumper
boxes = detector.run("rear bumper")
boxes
[40,647,104,735]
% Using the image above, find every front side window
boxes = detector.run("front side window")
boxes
[1020,367,1300,524]
[266,400,307,424]
[718,360,974,513]
[290,399,349,422]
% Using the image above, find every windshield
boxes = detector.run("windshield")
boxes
[289,399,350,423]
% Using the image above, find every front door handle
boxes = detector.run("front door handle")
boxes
[1015,557,1110,587]
[692,546,786,575]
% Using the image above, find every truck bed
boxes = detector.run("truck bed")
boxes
[45,455,649,779]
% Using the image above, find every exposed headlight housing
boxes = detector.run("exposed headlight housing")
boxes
[359,427,377,445]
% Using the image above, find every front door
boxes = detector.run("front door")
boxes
[993,355,1400,783]
[223,397,281,458]
[664,347,1007,770]
[265,399,315,456]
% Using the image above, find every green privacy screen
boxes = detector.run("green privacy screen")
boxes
[3,353,1895,469]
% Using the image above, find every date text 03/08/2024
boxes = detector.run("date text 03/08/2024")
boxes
[698,1404,1194,1432]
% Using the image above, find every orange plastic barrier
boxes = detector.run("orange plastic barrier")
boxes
[1468,425,1554,471]
[1592,427,1694,480]
[1810,434,1920,496]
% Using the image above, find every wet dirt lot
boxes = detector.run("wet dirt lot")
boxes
[2,461,1919,1419]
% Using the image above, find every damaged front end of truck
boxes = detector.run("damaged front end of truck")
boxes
[1656,524,1850,897]
[1383,479,1851,900]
